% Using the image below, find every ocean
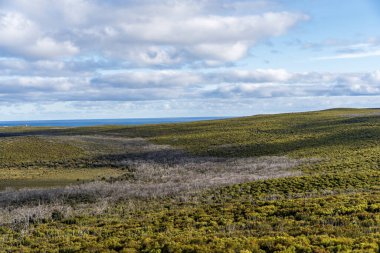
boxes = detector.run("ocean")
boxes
[0,117,225,127]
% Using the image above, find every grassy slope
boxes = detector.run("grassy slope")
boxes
[3,108,379,173]
[87,108,380,174]
[0,136,127,190]
[1,108,380,252]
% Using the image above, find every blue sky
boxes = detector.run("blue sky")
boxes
[0,0,379,120]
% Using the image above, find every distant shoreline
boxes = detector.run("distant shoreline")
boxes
[0,117,227,127]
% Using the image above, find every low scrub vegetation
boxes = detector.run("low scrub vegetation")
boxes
[0,108,379,252]
[1,172,379,252]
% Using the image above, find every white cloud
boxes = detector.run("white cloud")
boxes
[0,76,85,94]
[0,12,79,59]
[113,11,306,64]
[125,46,183,66]
[0,57,28,71]
[313,50,380,60]
[33,60,65,71]
[0,1,306,65]
[368,70,380,82]
[218,69,293,83]
[205,69,380,98]
[0,12,39,46]
[192,42,249,62]
[3,0,94,27]
[92,70,203,88]
[311,39,380,61]
[2,95,380,121]
[118,12,305,45]
[26,37,79,59]
[0,69,379,103]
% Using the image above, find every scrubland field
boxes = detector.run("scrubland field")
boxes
[0,108,379,252]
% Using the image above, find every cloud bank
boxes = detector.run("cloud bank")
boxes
[0,0,378,120]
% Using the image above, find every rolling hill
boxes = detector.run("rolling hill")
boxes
[0,108,379,252]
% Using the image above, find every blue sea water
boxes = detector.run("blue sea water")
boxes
[0,117,225,127]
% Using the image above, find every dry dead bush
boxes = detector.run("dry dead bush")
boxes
[0,136,314,225]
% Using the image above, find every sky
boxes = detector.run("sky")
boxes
[0,0,379,120]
